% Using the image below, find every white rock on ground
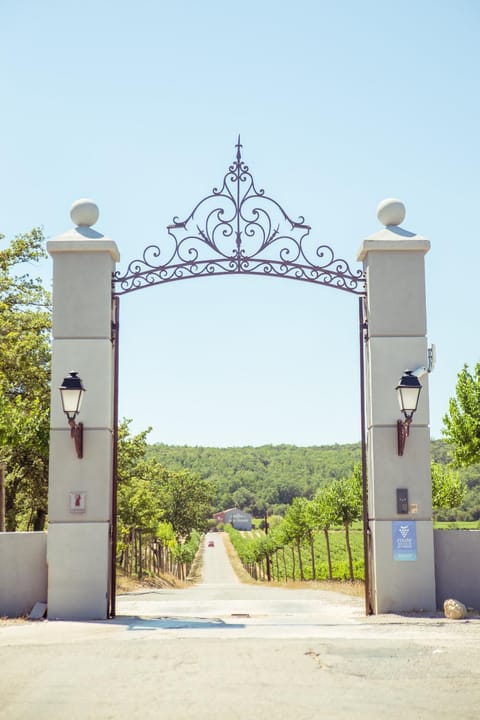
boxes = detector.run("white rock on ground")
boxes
[444,598,467,620]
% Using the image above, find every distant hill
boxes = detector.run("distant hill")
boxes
[148,439,480,521]
[148,442,361,516]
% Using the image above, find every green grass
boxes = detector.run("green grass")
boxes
[434,520,480,530]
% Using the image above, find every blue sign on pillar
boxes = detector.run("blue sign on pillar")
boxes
[392,521,417,561]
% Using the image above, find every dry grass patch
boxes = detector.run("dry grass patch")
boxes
[272,579,365,597]
[0,615,29,625]
[116,567,184,593]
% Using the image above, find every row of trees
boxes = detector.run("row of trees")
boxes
[226,461,467,585]
[117,526,201,582]
[116,420,214,578]
[226,468,363,582]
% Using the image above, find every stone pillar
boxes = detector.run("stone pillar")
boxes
[47,200,119,620]
[358,199,436,614]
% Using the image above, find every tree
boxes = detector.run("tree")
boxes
[117,419,215,571]
[431,461,467,516]
[443,363,480,466]
[117,420,165,536]
[283,497,312,580]
[308,485,337,580]
[329,468,362,581]
[156,469,215,541]
[0,229,51,530]
[232,486,255,510]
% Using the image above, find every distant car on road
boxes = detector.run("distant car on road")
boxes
[207,540,215,547]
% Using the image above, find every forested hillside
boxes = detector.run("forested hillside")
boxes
[149,439,480,520]
[148,443,361,516]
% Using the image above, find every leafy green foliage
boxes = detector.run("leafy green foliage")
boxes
[431,462,466,514]
[117,420,165,534]
[328,466,362,527]
[283,497,311,543]
[0,229,51,530]
[156,469,215,540]
[117,420,214,542]
[308,486,337,531]
[443,363,480,466]
[148,442,362,515]
[173,530,201,566]
[438,362,480,519]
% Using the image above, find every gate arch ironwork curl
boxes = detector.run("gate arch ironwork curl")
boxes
[113,138,365,296]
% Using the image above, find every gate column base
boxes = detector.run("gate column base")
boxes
[47,522,110,620]
[369,519,436,614]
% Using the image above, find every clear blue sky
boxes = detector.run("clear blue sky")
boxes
[2,0,479,446]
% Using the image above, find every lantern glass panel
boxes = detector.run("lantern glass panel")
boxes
[397,385,420,415]
[60,387,84,415]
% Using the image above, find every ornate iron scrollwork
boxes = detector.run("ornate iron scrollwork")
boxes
[113,138,365,295]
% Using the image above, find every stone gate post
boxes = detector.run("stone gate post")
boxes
[358,199,436,614]
[47,200,119,619]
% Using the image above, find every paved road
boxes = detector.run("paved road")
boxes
[117,531,364,636]
[1,532,480,719]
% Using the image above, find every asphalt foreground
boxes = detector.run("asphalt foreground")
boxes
[1,534,480,720]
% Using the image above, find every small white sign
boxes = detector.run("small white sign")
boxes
[69,491,86,513]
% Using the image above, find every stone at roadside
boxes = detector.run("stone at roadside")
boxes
[29,602,48,620]
[444,598,467,620]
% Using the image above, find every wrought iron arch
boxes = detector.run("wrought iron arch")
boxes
[113,138,366,296]
[109,140,372,617]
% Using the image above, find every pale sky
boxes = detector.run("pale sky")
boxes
[1,0,480,446]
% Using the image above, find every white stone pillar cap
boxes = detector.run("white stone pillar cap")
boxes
[70,198,99,227]
[376,198,406,227]
[47,199,120,262]
[357,198,429,261]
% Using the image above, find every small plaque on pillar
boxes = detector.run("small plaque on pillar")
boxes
[392,520,416,561]
[69,491,86,513]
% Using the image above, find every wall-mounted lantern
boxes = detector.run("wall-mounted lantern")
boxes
[396,370,422,456]
[59,371,85,459]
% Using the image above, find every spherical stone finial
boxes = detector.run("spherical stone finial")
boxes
[376,198,406,227]
[70,198,99,227]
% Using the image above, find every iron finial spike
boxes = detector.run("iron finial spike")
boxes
[235,134,242,162]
